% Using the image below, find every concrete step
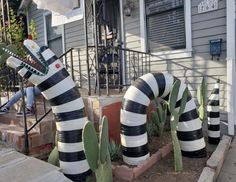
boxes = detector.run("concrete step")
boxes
[0,150,72,182]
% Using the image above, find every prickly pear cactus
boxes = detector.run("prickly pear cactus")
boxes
[151,98,167,137]
[197,77,207,123]
[168,80,188,172]
[83,116,113,182]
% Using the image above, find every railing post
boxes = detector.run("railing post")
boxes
[70,50,75,81]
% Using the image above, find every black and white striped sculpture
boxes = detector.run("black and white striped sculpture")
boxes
[121,73,206,165]
[6,40,90,181]
[207,80,220,144]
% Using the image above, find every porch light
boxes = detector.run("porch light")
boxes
[124,0,135,16]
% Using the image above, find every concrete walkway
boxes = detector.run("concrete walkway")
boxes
[0,146,72,182]
[217,135,236,182]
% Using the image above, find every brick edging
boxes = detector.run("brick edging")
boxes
[198,135,232,182]
[112,143,173,181]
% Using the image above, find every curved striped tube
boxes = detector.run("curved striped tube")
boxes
[6,40,91,181]
[207,80,220,144]
[121,73,206,165]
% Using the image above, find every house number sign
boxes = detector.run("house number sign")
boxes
[198,0,218,14]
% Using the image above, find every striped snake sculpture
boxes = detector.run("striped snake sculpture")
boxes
[4,39,207,180]
[121,73,207,165]
[4,39,90,181]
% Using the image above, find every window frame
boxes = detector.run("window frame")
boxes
[140,0,192,59]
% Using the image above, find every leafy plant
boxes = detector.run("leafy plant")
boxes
[48,131,59,167]
[197,77,207,124]
[146,120,154,143]
[108,139,122,161]
[83,116,113,182]
[168,80,188,172]
[151,98,167,138]
[29,19,37,40]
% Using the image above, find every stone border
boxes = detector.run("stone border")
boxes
[198,135,232,182]
[112,143,172,181]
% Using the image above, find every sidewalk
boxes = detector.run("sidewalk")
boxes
[217,135,236,182]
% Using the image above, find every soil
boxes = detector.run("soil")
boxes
[113,132,212,182]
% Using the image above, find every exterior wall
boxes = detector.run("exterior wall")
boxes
[123,0,227,120]
[28,2,48,46]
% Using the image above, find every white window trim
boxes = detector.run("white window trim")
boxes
[43,11,65,51]
[140,0,192,59]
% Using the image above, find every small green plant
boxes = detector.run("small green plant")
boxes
[83,116,113,182]
[108,139,122,161]
[146,120,154,143]
[29,19,37,40]
[48,131,59,167]
[197,77,207,124]
[151,98,167,138]
[168,80,188,172]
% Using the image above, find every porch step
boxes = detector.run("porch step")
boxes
[0,150,71,182]
[0,107,56,158]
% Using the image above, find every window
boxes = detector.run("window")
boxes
[145,0,186,52]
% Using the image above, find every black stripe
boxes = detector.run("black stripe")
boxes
[49,87,81,106]
[46,55,58,65]
[162,93,170,101]
[207,111,220,118]
[153,73,166,97]
[55,109,86,122]
[212,89,219,94]
[177,129,203,141]
[58,129,82,143]
[64,169,92,182]
[179,109,199,122]
[23,71,32,80]
[121,124,146,136]
[122,144,149,158]
[208,124,220,131]
[59,151,86,162]
[181,147,207,158]
[37,68,69,92]
[123,99,147,114]
[175,94,192,108]
[207,100,219,106]
[208,137,220,145]
[133,78,155,100]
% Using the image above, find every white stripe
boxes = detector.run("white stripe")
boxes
[123,153,150,165]
[42,77,75,100]
[209,94,219,101]
[29,59,64,85]
[120,109,146,126]
[179,138,206,151]
[161,73,174,98]
[140,73,159,97]
[60,160,90,174]
[177,81,186,101]
[208,117,220,125]
[121,133,148,147]
[56,117,87,131]
[124,86,150,106]
[41,48,56,60]
[58,142,83,153]
[207,106,219,112]
[181,99,196,113]
[177,118,202,132]
[208,130,220,138]
[52,98,84,113]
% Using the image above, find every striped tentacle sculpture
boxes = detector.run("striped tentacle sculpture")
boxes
[207,79,220,144]
[121,73,206,165]
[5,40,90,181]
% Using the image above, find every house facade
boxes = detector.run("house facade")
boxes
[20,0,236,135]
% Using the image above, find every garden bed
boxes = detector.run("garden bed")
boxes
[112,132,213,182]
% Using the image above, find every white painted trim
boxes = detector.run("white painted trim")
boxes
[43,11,50,46]
[119,0,126,85]
[139,0,147,52]
[140,0,192,59]
[226,0,236,135]
[62,24,66,53]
